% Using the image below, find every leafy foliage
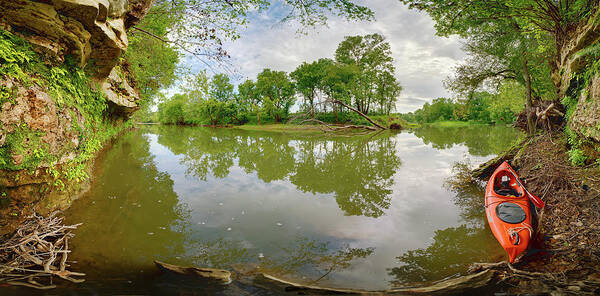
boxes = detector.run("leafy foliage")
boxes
[0,29,128,187]
[568,148,587,166]
[255,69,296,122]
[126,2,181,122]
[335,34,398,114]
[158,72,247,126]
[139,0,374,68]
[402,0,599,135]
[210,73,234,102]
[401,81,526,125]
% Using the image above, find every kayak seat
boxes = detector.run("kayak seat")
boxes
[495,202,526,224]
[494,187,521,197]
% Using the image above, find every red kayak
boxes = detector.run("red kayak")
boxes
[485,161,535,263]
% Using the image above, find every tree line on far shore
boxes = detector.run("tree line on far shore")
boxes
[155,33,403,126]
[400,81,526,125]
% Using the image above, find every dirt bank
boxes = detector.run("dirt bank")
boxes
[472,133,600,294]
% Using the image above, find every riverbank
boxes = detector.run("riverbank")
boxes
[470,133,600,294]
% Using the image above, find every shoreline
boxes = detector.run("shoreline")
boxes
[469,133,600,294]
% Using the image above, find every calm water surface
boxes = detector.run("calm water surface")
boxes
[4,125,521,294]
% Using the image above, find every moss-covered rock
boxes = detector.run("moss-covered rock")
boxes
[0,0,129,78]
[0,7,144,232]
[554,9,600,99]
[570,73,600,142]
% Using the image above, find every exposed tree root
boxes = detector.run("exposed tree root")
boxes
[0,212,84,289]
[514,100,565,133]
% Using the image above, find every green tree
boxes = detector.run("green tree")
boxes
[489,81,526,124]
[375,71,402,115]
[400,0,600,135]
[291,61,327,117]
[412,98,456,123]
[237,79,261,123]
[237,79,258,108]
[210,73,234,102]
[126,2,180,122]
[198,99,240,126]
[320,61,358,121]
[443,23,554,132]
[465,92,492,122]
[255,69,296,122]
[183,71,211,124]
[335,33,394,114]
[158,94,187,124]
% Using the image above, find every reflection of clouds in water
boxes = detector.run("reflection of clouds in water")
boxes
[140,126,514,289]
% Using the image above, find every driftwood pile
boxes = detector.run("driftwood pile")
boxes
[0,212,84,289]
[514,100,565,132]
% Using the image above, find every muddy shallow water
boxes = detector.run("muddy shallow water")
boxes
[1,125,521,295]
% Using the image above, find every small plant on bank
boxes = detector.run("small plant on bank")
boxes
[568,148,587,166]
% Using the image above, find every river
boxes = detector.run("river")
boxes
[2,124,521,295]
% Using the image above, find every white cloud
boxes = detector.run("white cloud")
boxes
[184,0,466,113]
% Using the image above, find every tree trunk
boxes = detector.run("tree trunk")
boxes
[522,57,536,136]
[312,91,317,119]
[256,106,260,125]
[335,105,339,123]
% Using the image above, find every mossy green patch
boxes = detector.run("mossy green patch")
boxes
[560,42,600,166]
[0,28,129,189]
[0,125,55,171]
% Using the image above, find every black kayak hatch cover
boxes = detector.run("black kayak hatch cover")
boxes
[495,202,526,224]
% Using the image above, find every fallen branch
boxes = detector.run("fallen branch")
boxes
[154,261,232,284]
[297,119,379,132]
[0,212,84,289]
[327,99,387,129]
[257,269,497,295]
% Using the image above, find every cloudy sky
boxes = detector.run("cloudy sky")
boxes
[183,0,466,113]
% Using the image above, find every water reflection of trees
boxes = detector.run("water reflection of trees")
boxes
[412,125,522,156]
[260,237,374,284]
[65,131,189,273]
[190,237,374,285]
[156,126,402,218]
[290,136,398,217]
[388,162,503,286]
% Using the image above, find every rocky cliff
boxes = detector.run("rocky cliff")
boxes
[554,9,600,142]
[0,0,152,233]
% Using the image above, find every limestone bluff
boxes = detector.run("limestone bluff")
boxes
[0,0,152,233]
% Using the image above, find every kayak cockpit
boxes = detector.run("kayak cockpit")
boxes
[493,172,524,197]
